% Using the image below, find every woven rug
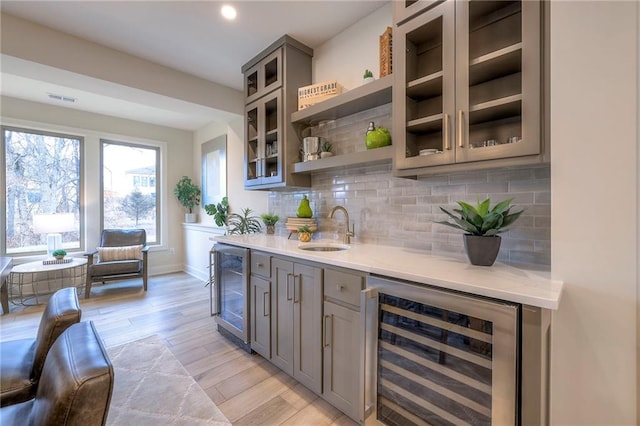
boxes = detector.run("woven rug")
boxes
[106,335,231,425]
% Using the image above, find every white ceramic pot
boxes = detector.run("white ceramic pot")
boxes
[185,213,197,223]
[320,151,334,159]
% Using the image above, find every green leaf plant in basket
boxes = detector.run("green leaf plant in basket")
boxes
[437,198,524,266]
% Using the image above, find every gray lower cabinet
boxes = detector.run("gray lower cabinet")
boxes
[250,275,271,359]
[271,257,322,394]
[322,268,365,422]
[322,302,360,421]
[250,251,271,359]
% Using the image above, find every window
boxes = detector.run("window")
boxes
[2,126,83,256]
[101,140,159,244]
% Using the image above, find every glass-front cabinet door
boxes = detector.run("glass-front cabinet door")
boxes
[455,0,541,163]
[394,0,542,172]
[244,47,283,105]
[394,1,456,169]
[244,90,283,187]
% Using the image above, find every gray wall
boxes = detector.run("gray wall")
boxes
[268,105,550,269]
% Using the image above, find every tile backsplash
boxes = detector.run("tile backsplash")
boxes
[268,105,550,270]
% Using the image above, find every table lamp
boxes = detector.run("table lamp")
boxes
[33,213,75,257]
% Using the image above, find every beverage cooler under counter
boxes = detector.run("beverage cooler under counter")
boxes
[210,243,251,351]
[362,275,549,426]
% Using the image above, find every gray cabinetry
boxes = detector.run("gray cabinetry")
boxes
[393,0,441,26]
[271,257,323,394]
[394,0,544,176]
[242,35,313,189]
[322,268,364,422]
[250,251,271,359]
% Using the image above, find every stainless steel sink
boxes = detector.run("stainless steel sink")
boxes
[298,242,350,252]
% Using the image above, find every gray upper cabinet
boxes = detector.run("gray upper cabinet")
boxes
[242,35,313,190]
[244,48,283,105]
[393,0,443,26]
[394,0,544,176]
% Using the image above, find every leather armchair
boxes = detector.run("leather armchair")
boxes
[0,321,114,426]
[0,287,81,407]
[85,229,148,299]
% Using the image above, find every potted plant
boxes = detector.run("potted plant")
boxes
[204,196,229,227]
[437,198,524,266]
[320,141,333,159]
[52,249,67,260]
[260,213,280,235]
[297,225,313,242]
[227,208,262,235]
[173,176,200,223]
[363,69,374,84]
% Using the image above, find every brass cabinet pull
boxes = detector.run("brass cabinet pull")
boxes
[286,273,293,301]
[263,291,269,317]
[458,110,464,148]
[323,314,331,348]
[444,113,450,150]
[293,274,300,304]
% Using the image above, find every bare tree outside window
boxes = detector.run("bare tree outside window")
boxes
[2,127,82,255]
[101,141,159,244]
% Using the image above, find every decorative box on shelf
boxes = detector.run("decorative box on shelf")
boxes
[380,26,392,78]
[298,80,343,111]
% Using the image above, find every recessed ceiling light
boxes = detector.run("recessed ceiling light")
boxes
[221,5,237,20]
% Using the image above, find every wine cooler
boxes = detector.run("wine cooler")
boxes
[362,275,520,425]
[211,243,250,351]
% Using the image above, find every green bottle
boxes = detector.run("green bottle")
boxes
[297,195,313,218]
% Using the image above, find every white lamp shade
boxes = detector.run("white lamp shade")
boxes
[33,213,75,234]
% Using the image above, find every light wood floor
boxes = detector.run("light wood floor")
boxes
[0,272,357,426]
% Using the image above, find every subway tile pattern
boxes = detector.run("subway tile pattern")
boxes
[267,106,550,270]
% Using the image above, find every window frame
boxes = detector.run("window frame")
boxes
[100,138,161,246]
[1,125,85,257]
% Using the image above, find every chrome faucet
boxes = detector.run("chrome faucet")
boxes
[329,206,355,244]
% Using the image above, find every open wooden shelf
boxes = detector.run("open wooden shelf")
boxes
[291,75,393,126]
[292,146,393,174]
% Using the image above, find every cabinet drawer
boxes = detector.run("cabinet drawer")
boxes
[251,252,271,278]
[324,269,364,307]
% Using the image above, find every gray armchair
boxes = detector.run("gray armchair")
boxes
[84,229,148,299]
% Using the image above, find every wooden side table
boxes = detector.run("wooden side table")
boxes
[1,257,12,314]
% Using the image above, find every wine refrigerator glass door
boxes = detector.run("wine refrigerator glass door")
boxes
[214,244,249,343]
[362,275,519,426]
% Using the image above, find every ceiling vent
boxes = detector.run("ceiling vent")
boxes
[47,93,76,103]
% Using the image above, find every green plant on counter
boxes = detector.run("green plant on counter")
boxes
[173,176,201,213]
[227,208,262,235]
[260,213,280,226]
[52,249,67,259]
[363,69,373,79]
[437,198,524,236]
[204,196,229,226]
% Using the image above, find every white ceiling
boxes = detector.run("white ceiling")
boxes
[0,0,387,130]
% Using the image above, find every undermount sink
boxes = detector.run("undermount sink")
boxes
[298,242,350,252]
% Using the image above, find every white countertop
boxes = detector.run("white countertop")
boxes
[212,234,563,310]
